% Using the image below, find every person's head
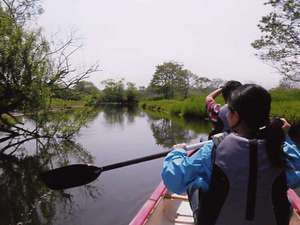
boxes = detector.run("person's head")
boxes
[227,84,270,132]
[221,80,242,103]
[226,83,287,168]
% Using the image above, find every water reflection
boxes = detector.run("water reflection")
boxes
[101,104,143,126]
[0,136,100,224]
[0,153,68,224]
[0,107,100,225]
[150,118,198,148]
[0,105,211,225]
[146,113,211,148]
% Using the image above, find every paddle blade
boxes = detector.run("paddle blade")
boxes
[40,164,102,190]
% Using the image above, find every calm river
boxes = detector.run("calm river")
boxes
[0,105,211,225]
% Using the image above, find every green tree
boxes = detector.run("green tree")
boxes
[252,0,300,81]
[125,82,139,103]
[101,79,125,103]
[72,80,101,103]
[0,1,98,151]
[277,77,300,89]
[150,61,183,99]
[176,70,200,99]
[73,81,99,96]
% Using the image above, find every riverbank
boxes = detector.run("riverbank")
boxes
[139,89,300,124]
[2,98,86,126]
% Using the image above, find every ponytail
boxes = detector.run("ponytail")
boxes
[265,118,288,169]
[229,84,289,169]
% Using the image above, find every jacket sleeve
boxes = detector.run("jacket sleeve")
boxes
[161,141,214,194]
[284,135,300,189]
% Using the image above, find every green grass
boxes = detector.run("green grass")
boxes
[270,89,300,102]
[269,89,300,123]
[49,98,86,108]
[139,90,300,124]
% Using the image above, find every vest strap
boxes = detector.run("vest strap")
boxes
[245,139,258,220]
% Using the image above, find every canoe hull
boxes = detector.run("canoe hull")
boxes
[130,184,300,225]
[130,182,194,225]
[130,147,300,225]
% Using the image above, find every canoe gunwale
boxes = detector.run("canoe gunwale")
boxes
[129,148,199,225]
[129,148,300,225]
[129,181,166,225]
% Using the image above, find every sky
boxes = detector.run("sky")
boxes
[38,0,281,90]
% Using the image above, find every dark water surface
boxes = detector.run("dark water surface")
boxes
[52,106,210,225]
[0,105,210,225]
[1,105,300,225]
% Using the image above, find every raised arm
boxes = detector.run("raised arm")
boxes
[206,88,222,102]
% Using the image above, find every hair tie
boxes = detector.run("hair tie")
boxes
[259,126,266,131]
[256,125,267,138]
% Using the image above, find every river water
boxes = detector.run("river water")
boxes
[0,105,210,225]
[1,105,300,225]
[52,106,210,225]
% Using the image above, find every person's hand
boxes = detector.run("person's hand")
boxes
[172,143,187,150]
[280,118,290,135]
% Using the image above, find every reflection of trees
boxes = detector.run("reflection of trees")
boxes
[0,105,210,224]
[101,105,142,126]
[0,153,63,224]
[0,138,99,225]
[0,107,102,225]
[126,105,140,123]
[146,111,211,134]
[102,105,126,126]
[150,118,198,148]
[1,107,99,154]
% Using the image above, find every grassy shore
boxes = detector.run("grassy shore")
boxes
[139,89,300,124]
[49,98,86,108]
[1,98,86,125]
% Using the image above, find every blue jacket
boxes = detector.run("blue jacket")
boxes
[161,135,300,194]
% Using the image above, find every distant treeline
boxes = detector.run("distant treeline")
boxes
[53,61,300,108]
[52,61,230,105]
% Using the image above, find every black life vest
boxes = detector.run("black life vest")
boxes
[196,134,291,225]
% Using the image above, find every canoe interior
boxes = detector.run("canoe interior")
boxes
[129,146,300,225]
[144,190,194,225]
[290,210,300,225]
[142,189,300,225]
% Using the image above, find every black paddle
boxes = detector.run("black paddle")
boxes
[40,141,209,190]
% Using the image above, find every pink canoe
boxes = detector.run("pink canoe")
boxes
[129,148,300,225]
[129,182,300,225]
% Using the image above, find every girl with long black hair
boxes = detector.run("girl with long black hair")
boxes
[162,84,300,225]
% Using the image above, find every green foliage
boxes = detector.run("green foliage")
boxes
[74,81,100,96]
[252,0,300,81]
[125,82,140,103]
[0,1,98,152]
[0,6,52,114]
[180,95,208,118]
[175,70,200,99]
[140,90,300,124]
[270,88,300,101]
[150,61,183,99]
[100,79,126,103]
[49,98,86,108]
[139,99,180,115]
[100,79,140,104]
[270,89,300,123]
[139,95,209,119]
[148,61,226,99]
[51,81,102,104]
[270,100,300,123]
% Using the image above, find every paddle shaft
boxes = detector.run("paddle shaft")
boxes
[101,141,209,172]
[40,140,210,190]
